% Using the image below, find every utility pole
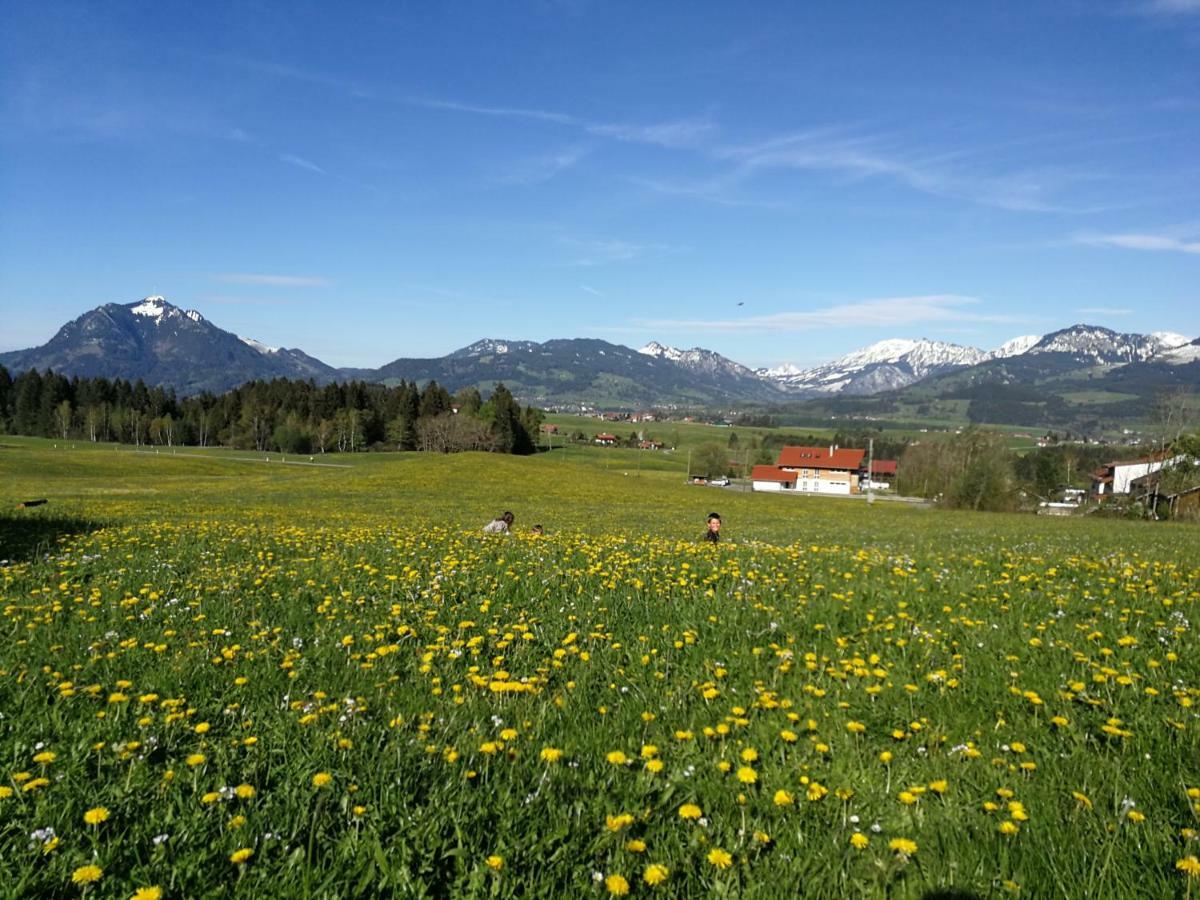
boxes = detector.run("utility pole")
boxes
[686,448,692,483]
[867,437,875,505]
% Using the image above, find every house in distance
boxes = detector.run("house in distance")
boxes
[752,445,870,495]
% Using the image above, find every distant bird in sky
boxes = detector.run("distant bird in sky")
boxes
[736,301,744,306]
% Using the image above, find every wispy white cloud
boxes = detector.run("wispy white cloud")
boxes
[637,294,1020,333]
[213,273,332,287]
[629,175,791,210]
[555,236,686,267]
[717,127,1089,213]
[407,96,576,126]
[279,153,326,175]
[409,95,714,149]
[1077,306,1133,316]
[1076,232,1200,253]
[1134,0,1200,15]
[586,117,715,149]
[496,146,588,185]
[579,284,604,297]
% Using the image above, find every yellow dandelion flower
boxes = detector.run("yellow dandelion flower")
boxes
[0,786,12,799]
[131,888,162,900]
[645,758,664,773]
[485,855,504,871]
[84,806,110,825]
[678,803,702,821]
[606,813,635,831]
[312,771,332,788]
[185,753,206,767]
[539,747,563,763]
[706,848,733,869]
[605,873,630,896]
[740,747,758,762]
[1127,809,1145,823]
[1072,791,1093,810]
[928,780,949,794]
[850,832,869,850]
[33,751,56,764]
[229,848,254,864]
[625,839,647,853]
[889,838,918,857]
[773,789,795,807]
[736,766,757,785]
[235,783,256,799]
[999,820,1020,836]
[846,721,866,734]
[72,865,104,884]
[1177,856,1200,878]
[643,863,669,885]
[607,751,629,766]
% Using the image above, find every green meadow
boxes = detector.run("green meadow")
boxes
[1,437,1198,897]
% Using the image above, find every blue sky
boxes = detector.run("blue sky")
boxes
[2,1,1199,370]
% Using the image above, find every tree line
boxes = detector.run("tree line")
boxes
[0,366,544,455]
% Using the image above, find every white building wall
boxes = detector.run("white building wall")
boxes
[1112,457,1180,494]
[752,481,787,493]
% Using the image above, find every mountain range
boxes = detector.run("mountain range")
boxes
[3,296,1199,427]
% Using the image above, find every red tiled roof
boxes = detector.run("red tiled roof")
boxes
[871,459,898,476]
[776,446,866,470]
[595,433,617,441]
[751,465,797,483]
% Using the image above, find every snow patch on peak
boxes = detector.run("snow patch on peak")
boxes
[992,335,1040,358]
[184,309,204,324]
[1150,331,1190,350]
[240,336,279,355]
[1159,338,1200,365]
[760,362,805,378]
[639,341,683,362]
[130,296,168,318]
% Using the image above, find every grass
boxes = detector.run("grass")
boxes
[1,437,1198,897]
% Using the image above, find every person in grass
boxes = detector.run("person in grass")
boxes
[702,512,721,543]
[483,511,515,534]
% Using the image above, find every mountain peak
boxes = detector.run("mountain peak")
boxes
[760,337,988,396]
[1029,324,1161,363]
[129,296,170,318]
[993,334,1040,358]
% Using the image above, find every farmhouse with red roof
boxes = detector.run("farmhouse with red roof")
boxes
[751,445,874,495]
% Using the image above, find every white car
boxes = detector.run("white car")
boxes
[709,477,730,486]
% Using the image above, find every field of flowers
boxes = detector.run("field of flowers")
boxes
[2,439,1199,897]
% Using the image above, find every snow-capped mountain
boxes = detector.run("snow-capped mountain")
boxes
[1150,331,1191,352]
[1024,325,1170,364]
[639,341,758,378]
[758,338,991,395]
[1158,338,1200,365]
[240,336,280,355]
[993,335,1040,358]
[0,295,339,394]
